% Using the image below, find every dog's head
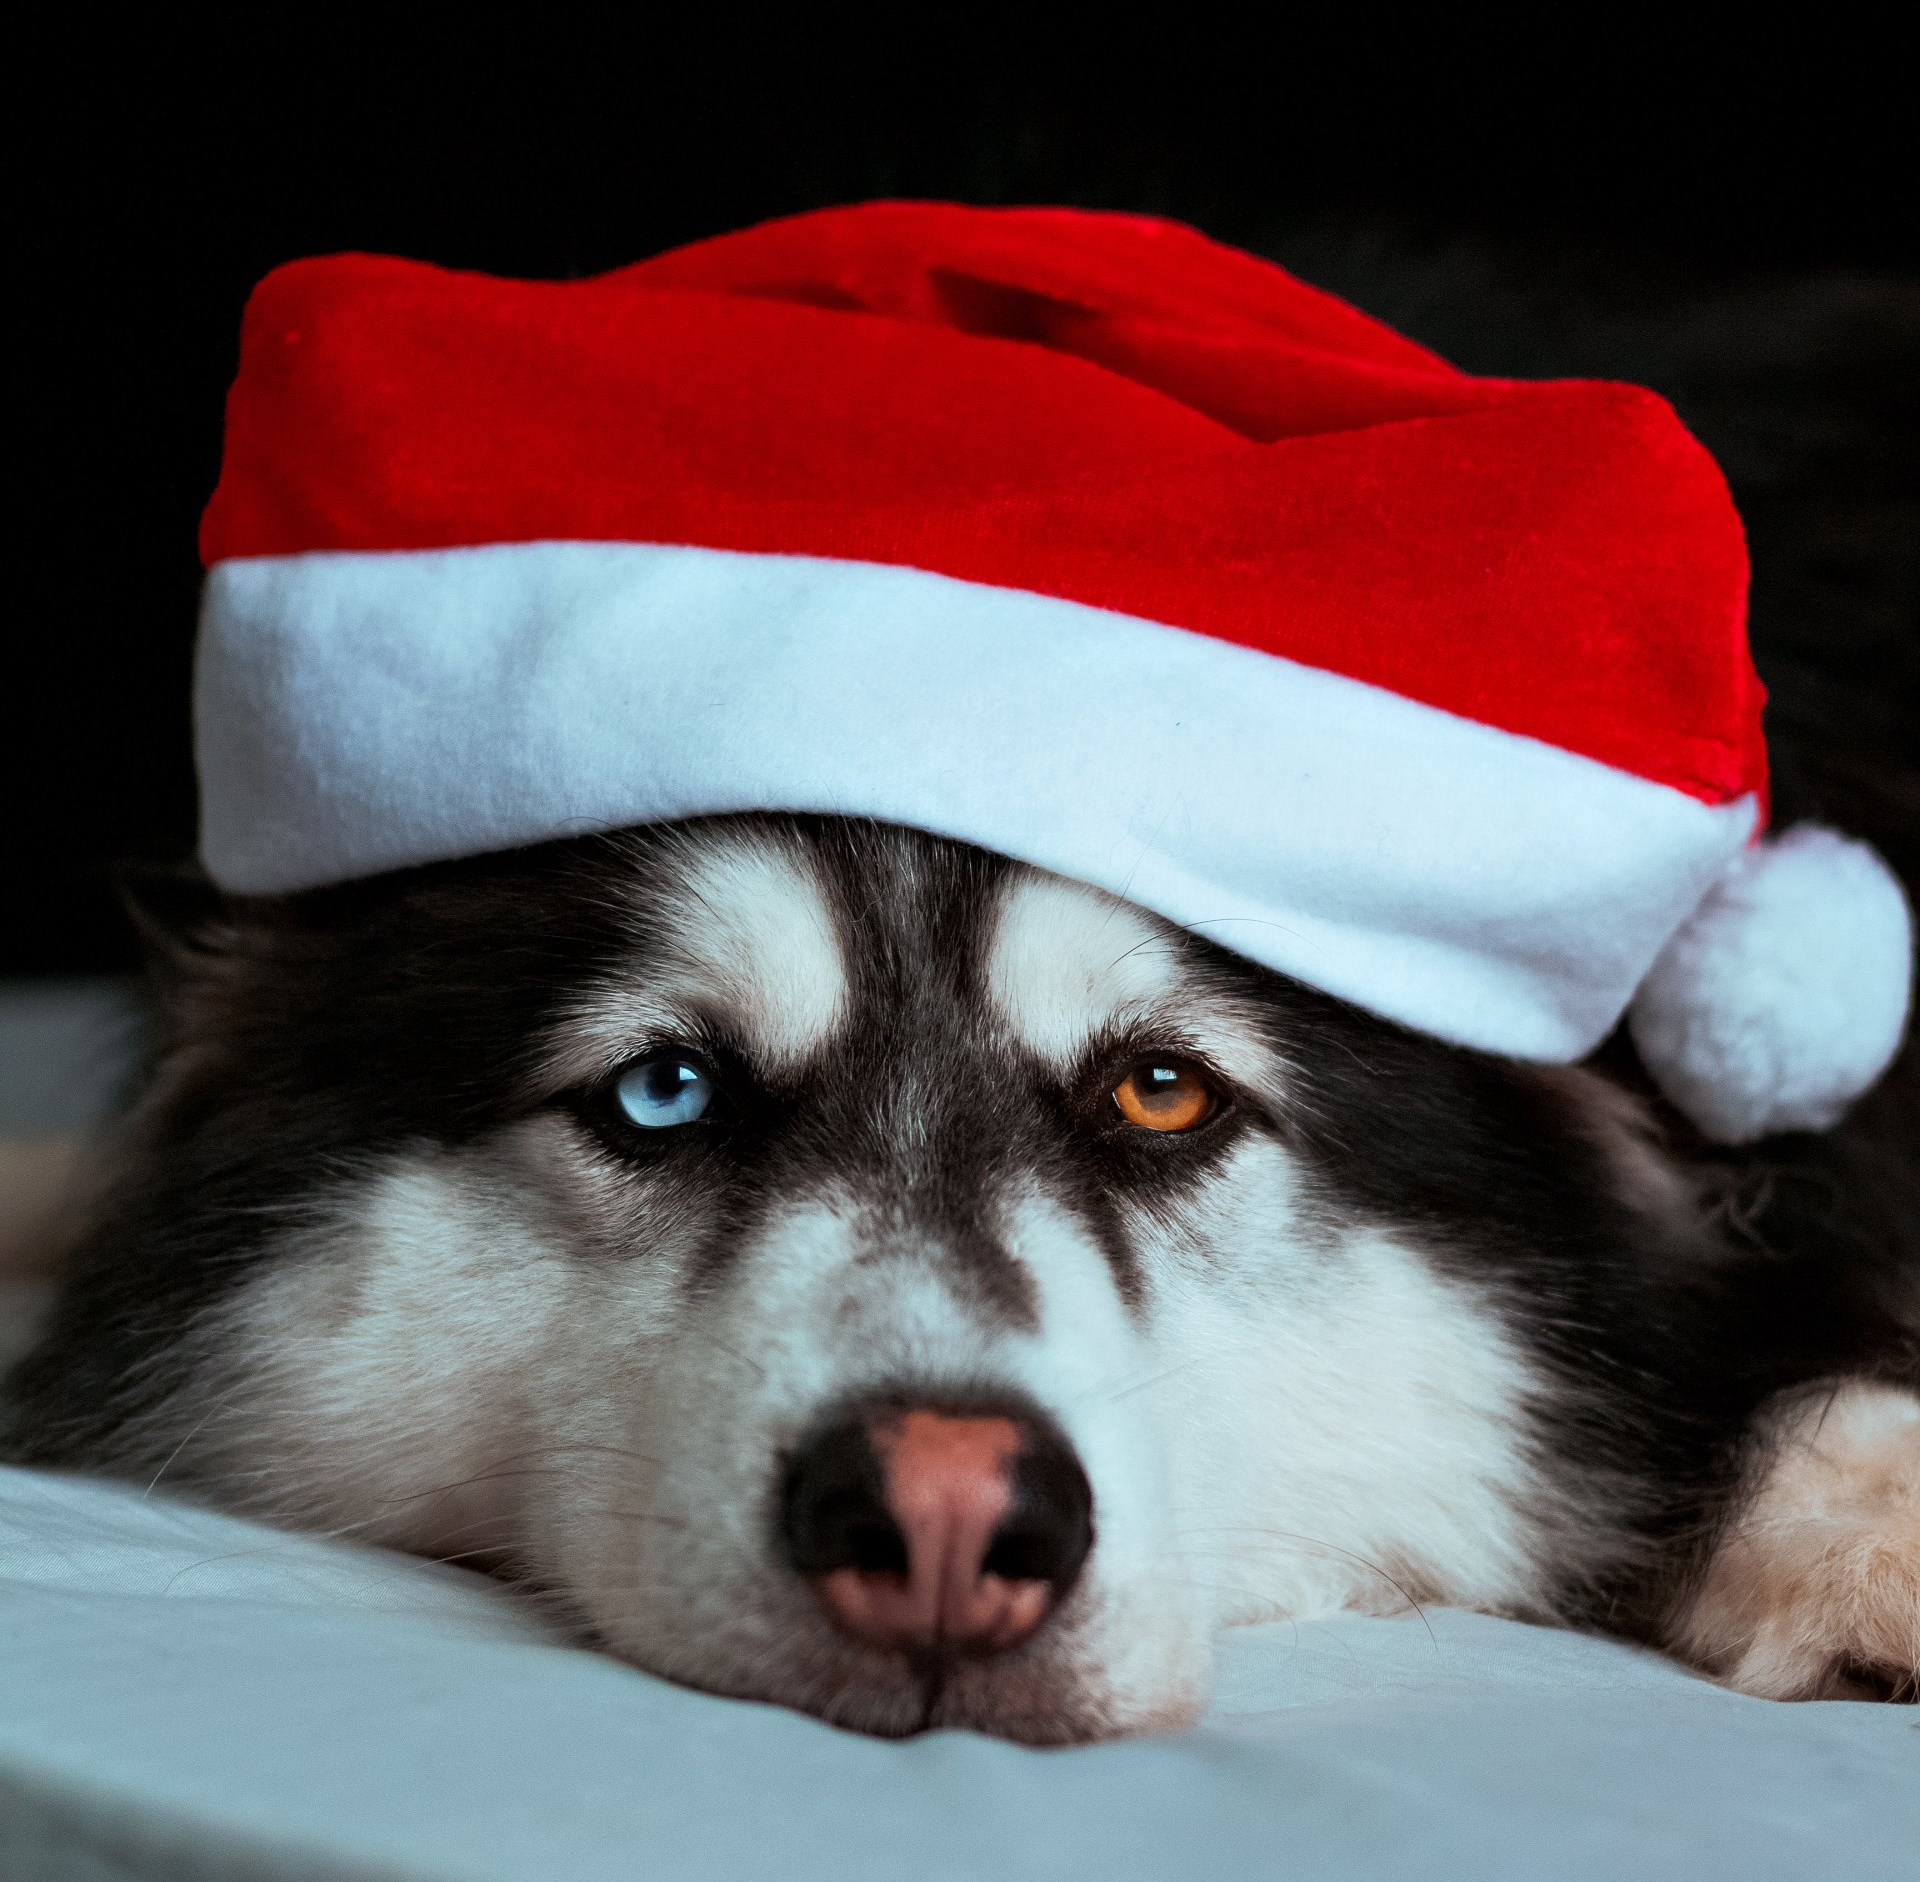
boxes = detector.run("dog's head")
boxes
[26,818,1701,1741]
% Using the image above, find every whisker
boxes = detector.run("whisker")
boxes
[677,1325,768,1381]
[142,1379,255,1497]
[1095,1354,1211,1406]
[1173,1526,1440,1648]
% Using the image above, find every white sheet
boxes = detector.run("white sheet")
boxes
[2,1466,1914,1882]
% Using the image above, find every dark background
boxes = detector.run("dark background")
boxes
[12,34,1918,974]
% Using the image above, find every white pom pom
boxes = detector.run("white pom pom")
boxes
[1629,824,1913,1143]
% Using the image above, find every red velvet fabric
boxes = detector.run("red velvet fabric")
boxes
[200,202,1764,808]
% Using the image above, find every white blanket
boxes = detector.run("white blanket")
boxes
[1,1465,1914,1881]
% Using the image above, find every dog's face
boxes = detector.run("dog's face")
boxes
[48,819,1693,1741]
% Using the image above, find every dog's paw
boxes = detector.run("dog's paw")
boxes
[1673,1380,1920,1701]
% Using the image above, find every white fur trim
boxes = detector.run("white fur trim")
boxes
[1630,825,1914,1142]
[196,541,1758,1064]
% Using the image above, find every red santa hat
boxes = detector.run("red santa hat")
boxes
[195,202,1912,1143]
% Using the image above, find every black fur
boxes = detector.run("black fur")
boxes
[1217,950,1920,1631]
[8,814,1916,1671]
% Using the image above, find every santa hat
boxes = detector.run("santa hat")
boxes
[195,202,1912,1144]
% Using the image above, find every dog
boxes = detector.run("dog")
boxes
[6,812,1916,1741]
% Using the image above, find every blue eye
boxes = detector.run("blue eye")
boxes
[615,1055,714,1129]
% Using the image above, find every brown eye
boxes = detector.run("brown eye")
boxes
[1111,1061,1219,1133]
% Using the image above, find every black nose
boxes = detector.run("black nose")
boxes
[780,1400,1094,1656]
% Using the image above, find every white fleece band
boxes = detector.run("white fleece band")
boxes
[196,540,1757,1068]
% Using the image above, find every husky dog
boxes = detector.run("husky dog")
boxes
[6,814,1916,1741]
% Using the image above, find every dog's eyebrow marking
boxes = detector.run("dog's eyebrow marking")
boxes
[984,873,1185,1066]
[559,834,849,1077]
[983,870,1295,1098]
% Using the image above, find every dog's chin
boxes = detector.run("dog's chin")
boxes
[595,1618,1205,1746]
[920,1655,1206,1746]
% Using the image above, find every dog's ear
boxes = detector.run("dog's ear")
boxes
[115,860,234,974]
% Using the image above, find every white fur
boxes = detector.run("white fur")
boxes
[552,830,847,1083]
[209,1128,1548,1740]
[983,872,1283,1092]
[1142,1149,1556,1626]
[984,874,1183,1065]
[173,848,1559,1743]
[1631,824,1913,1142]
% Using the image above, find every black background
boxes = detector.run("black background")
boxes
[12,29,1917,974]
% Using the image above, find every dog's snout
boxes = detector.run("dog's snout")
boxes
[781,1403,1093,1658]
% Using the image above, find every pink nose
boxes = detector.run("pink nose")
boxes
[782,1404,1093,1658]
